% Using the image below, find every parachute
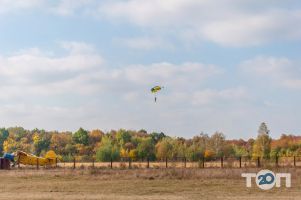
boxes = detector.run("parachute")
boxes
[151,86,164,102]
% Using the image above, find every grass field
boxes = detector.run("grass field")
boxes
[0,168,300,200]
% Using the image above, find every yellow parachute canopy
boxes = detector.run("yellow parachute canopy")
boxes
[151,86,164,102]
[151,86,163,93]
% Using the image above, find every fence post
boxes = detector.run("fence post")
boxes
[147,157,150,169]
[55,157,58,168]
[184,157,186,168]
[294,156,296,167]
[239,157,242,168]
[92,158,95,168]
[110,157,113,169]
[165,157,168,168]
[36,158,39,170]
[73,157,76,169]
[202,157,205,168]
[257,157,260,168]
[221,157,223,168]
[128,157,132,169]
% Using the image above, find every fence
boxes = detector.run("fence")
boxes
[15,156,301,170]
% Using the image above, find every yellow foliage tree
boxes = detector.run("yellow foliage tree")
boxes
[129,149,138,161]
[120,148,128,157]
[33,134,40,145]
[204,150,215,159]
[3,137,18,153]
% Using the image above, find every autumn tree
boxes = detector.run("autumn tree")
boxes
[128,149,138,160]
[7,127,27,141]
[50,132,73,155]
[3,137,18,153]
[89,129,104,151]
[252,122,271,159]
[171,138,187,158]
[270,134,301,157]
[186,133,209,160]
[32,131,51,156]
[2,125,301,162]
[208,132,226,157]
[155,137,173,160]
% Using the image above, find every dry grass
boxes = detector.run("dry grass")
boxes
[55,160,300,169]
[0,168,300,199]
[57,161,245,169]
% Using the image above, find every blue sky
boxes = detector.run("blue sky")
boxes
[0,0,301,139]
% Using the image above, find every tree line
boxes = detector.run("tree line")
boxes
[0,123,300,162]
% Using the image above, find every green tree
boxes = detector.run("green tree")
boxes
[33,132,51,156]
[150,132,166,143]
[137,137,155,159]
[96,136,119,161]
[116,129,132,147]
[0,128,9,155]
[73,128,89,145]
[258,122,270,135]
[232,144,248,157]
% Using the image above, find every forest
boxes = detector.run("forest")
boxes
[0,123,300,162]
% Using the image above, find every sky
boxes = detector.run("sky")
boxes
[0,0,301,139]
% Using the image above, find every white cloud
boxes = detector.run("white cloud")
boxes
[240,56,301,89]
[121,62,221,87]
[0,42,104,97]
[0,0,96,16]
[191,87,250,105]
[1,1,300,46]
[99,0,301,46]
[201,10,301,46]
[0,42,224,102]
[50,0,96,16]
[59,41,96,54]
[115,37,174,50]
[0,0,45,14]
[283,79,301,89]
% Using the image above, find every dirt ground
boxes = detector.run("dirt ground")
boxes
[0,168,301,200]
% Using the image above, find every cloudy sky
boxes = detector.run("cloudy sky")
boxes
[0,0,301,139]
